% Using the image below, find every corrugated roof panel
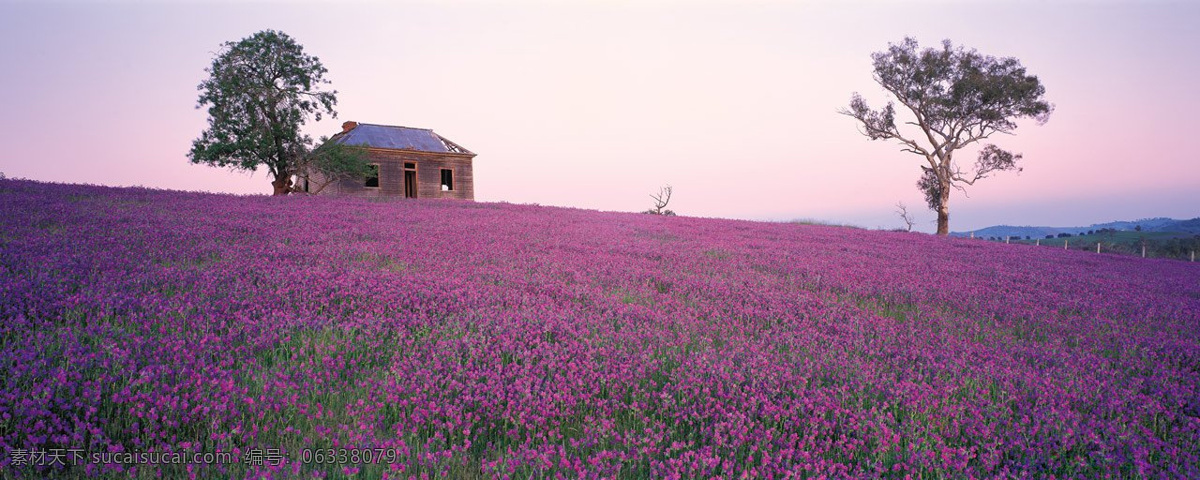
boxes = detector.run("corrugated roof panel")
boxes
[336,124,469,154]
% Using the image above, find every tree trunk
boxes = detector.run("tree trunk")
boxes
[271,176,291,196]
[936,186,951,236]
[936,206,950,236]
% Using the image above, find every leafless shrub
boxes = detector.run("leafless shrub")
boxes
[895,202,915,232]
[644,185,676,216]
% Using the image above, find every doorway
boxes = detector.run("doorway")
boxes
[403,163,417,198]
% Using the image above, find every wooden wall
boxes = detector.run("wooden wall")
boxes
[320,149,475,200]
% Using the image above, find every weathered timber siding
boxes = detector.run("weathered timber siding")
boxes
[322,149,474,200]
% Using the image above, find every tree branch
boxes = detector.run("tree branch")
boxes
[841,95,934,159]
[951,144,1022,186]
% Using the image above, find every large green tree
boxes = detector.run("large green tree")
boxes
[189,30,337,195]
[842,38,1052,235]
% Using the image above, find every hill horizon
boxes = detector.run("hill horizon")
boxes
[9,175,1196,239]
[952,217,1200,239]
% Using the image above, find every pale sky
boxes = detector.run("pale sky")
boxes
[1,1,1196,232]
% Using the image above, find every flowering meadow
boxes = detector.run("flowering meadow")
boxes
[2,178,1199,479]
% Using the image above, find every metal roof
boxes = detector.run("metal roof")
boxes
[332,123,473,155]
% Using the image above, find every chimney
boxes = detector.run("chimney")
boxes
[341,121,358,133]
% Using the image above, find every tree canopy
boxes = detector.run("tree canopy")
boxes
[189,30,337,195]
[842,37,1052,235]
[292,138,371,195]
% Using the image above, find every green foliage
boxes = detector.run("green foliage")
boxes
[863,38,1052,133]
[917,167,944,211]
[189,30,338,195]
[295,137,371,194]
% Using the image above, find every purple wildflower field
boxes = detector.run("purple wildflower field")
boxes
[2,179,1199,479]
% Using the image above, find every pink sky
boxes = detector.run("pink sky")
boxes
[1,1,1196,232]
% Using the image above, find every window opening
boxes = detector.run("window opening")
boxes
[365,164,379,188]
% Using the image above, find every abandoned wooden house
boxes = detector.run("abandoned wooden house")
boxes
[311,122,476,200]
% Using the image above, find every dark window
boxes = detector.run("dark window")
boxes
[404,162,416,170]
[440,169,453,191]
[365,164,379,188]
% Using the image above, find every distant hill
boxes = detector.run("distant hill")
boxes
[951,217,1200,239]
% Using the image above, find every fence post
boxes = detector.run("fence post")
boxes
[970,232,974,239]
[1096,242,1100,253]
[1005,236,1010,244]
[1142,245,1146,258]
[1064,239,1068,250]
[1192,251,1195,262]
[1036,238,1040,246]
